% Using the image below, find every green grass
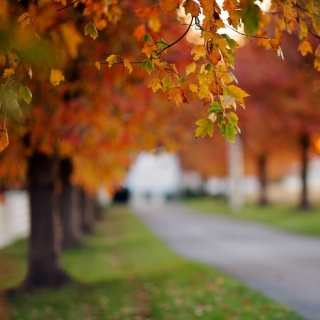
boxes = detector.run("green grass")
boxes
[184,197,320,237]
[0,205,305,320]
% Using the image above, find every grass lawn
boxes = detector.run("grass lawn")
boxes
[184,197,320,237]
[0,205,305,320]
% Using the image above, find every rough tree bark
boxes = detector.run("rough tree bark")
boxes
[299,133,310,209]
[257,153,268,206]
[59,158,82,249]
[21,152,70,289]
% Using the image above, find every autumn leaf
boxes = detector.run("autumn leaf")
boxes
[186,62,196,75]
[123,59,133,74]
[282,1,297,25]
[141,59,154,74]
[148,78,163,92]
[60,22,83,58]
[198,83,210,100]
[299,19,308,40]
[148,17,161,32]
[208,101,223,115]
[157,38,167,52]
[3,69,14,78]
[223,85,249,104]
[95,62,101,70]
[19,86,32,104]
[191,45,206,61]
[189,83,198,94]
[298,39,313,56]
[195,118,214,138]
[0,128,9,152]
[314,57,320,71]
[269,38,280,53]
[84,21,98,40]
[183,0,201,17]
[50,69,65,86]
[168,87,188,106]
[133,24,146,41]
[208,44,221,66]
[162,76,174,90]
[106,54,119,67]
[161,0,179,12]
[17,12,30,29]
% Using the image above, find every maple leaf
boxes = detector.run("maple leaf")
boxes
[183,0,201,17]
[298,39,313,56]
[195,118,214,138]
[162,76,175,90]
[168,87,188,106]
[161,0,179,12]
[191,45,206,61]
[198,83,210,100]
[50,69,65,87]
[222,0,238,19]
[223,85,249,104]
[123,59,133,74]
[186,62,196,75]
[84,21,98,40]
[148,78,163,92]
[141,59,154,74]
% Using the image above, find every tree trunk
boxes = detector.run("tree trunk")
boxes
[21,152,70,289]
[59,158,82,249]
[80,189,96,234]
[258,153,268,206]
[299,133,310,209]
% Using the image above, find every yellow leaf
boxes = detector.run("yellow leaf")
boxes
[299,19,308,40]
[298,39,313,56]
[3,68,14,78]
[314,57,320,71]
[17,13,30,29]
[191,45,206,61]
[197,83,210,100]
[123,59,133,74]
[186,62,197,75]
[189,83,198,94]
[183,0,201,17]
[106,54,119,67]
[148,78,163,92]
[148,17,161,33]
[269,38,280,53]
[223,85,249,104]
[161,0,179,12]
[142,41,156,58]
[95,62,101,70]
[195,118,214,138]
[60,22,83,59]
[282,2,297,25]
[167,87,188,106]
[0,128,9,152]
[50,69,65,86]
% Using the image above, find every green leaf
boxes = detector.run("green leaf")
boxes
[221,34,239,50]
[141,59,154,75]
[225,123,237,143]
[162,76,174,90]
[179,76,187,84]
[19,86,32,104]
[142,34,152,43]
[195,118,214,138]
[84,21,98,40]
[208,101,223,115]
[242,8,260,36]
[157,38,167,51]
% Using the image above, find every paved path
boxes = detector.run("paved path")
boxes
[132,202,320,320]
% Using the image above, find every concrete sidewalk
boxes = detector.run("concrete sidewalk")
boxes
[132,202,320,320]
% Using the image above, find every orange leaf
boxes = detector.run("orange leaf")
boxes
[168,87,188,106]
[208,45,221,66]
[50,69,65,86]
[269,38,280,52]
[161,0,179,12]
[0,128,9,152]
[298,39,313,56]
[183,0,201,17]
[133,24,146,41]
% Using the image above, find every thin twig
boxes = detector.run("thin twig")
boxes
[56,0,79,12]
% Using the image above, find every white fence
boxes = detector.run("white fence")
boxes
[0,191,30,249]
